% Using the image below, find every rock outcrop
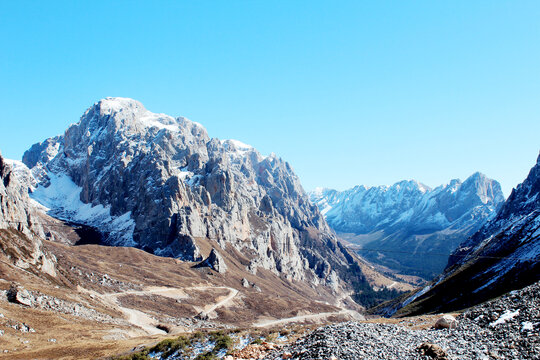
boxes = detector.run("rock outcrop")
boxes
[434,315,457,329]
[7,284,33,306]
[310,174,505,278]
[200,248,227,274]
[22,98,365,292]
[0,151,56,276]
[1,153,41,236]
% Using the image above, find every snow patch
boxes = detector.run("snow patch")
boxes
[4,159,38,190]
[178,167,194,180]
[490,309,520,327]
[31,172,135,245]
[139,112,178,132]
[401,284,432,308]
[221,139,267,160]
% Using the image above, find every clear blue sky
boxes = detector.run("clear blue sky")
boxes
[1,1,539,197]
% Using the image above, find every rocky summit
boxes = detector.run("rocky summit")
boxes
[310,174,505,279]
[21,97,364,291]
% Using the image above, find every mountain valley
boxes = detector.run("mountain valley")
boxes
[0,98,538,359]
[0,99,414,359]
[387,152,540,318]
[310,174,505,279]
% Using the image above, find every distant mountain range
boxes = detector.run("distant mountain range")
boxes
[310,174,505,279]
[392,152,540,316]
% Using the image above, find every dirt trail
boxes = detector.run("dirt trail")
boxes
[102,286,189,301]
[253,291,364,328]
[199,287,239,315]
[79,285,239,336]
[253,309,364,328]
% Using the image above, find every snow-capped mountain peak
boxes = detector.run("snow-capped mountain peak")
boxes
[309,173,505,278]
[396,152,540,315]
[20,98,362,291]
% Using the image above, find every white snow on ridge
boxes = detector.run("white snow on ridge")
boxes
[31,172,135,246]
[220,139,268,159]
[139,113,178,132]
[228,139,253,151]
[4,159,38,190]
[221,139,254,153]
[320,205,333,215]
[99,97,204,134]
[401,284,432,308]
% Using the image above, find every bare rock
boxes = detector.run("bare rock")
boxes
[434,314,457,329]
[0,152,56,276]
[417,342,449,360]
[7,284,33,307]
[202,248,227,274]
[242,278,250,288]
[194,312,209,321]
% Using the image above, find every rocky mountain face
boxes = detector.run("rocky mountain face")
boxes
[0,152,56,276]
[393,152,540,316]
[310,175,505,279]
[21,97,363,291]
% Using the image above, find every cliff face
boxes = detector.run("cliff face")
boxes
[311,174,505,279]
[0,152,56,276]
[392,153,540,316]
[23,97,362,290]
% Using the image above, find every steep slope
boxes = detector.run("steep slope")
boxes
[394,152,540,316]
[1,147,369,359]
[22,97,365,294]
[310,175,505,279]
[0,151,56,276]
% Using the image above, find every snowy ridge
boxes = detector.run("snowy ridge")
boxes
[309,174,505,278]
[310,174,504,235]
[396,152,540,315]
[220,139,268,161]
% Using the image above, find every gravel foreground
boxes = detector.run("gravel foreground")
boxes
[264,282,540,360]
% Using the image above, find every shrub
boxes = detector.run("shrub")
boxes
[251,338,263,345]
[191,331,206,341]
[113,352,150,360]
[214,334,233,351]
[145,334,191,358]
[149,338,176,353]
[194,351,218,360]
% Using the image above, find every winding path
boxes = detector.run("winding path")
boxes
[253,291,364,328]
[81,285,239,336]
[197,287,239,315]
[253,308,364,328]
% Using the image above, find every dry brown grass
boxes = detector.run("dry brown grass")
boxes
[117,294,198,319]
[0,225,360,359]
